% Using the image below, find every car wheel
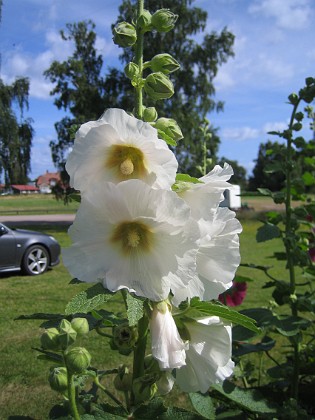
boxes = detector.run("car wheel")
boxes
[22,245,50,275]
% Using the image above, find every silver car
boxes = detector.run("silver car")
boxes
[0,223,60,275]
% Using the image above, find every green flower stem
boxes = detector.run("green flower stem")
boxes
[94,376,128,413]
[134,0,144,119]
[285,98,301,401]
[67,371,80,420]
[131,314,149,404]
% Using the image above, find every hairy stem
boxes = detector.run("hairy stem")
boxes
[134,0,144,119]
[67,371,80,420]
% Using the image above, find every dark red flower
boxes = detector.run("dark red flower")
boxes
[219,281,247,307]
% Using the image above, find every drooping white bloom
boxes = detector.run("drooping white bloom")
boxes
[66,108,178,192]
[172,164,242,306]
[150,302,187,370]
[62,179,199,302]
[176,316,234,393]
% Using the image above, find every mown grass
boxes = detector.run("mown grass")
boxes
[0,194,79,214]
[0,218,291,419]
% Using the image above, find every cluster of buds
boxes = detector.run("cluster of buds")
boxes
[112,7,182,146]
[40,317,92,394]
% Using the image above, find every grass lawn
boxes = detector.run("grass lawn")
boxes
[0,194,79,214]
[0,217,307,418]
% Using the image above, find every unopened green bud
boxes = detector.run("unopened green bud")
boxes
[58,319,77,350]
[49,367,68,393]
[288,93,299,105]
[150,54,180,74]
[41,327,60,350]
[157,371,175,395]
[144,72,174,100]
[143,107,158,122]
[124,62,139,79]
[292,122,302,131]
[144,354,160,373]
[114,365,133,392]
[138,10,152,32]
[305,77,314,86]
[111,323,138,355]
[71,318,89,337]
[132,374,158,403]
[154,117,183,141]
[113,22,137,48]
[65,347,91,374]
[151,9,178,32]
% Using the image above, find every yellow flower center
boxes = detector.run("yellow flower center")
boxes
[110,221,153,255]
[105,144,147,180]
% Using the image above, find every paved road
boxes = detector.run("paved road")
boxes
[0,213,75,225]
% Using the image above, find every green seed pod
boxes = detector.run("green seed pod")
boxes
[41,327,60,350]
[143,107,158,122]
[113,22,137,48]
[144,72,174,100]
[154,117,183,141]
[114,365,133,392]
[137,10,152,32]
[132,374,158,403]
[111,323,139,355]
[151,9,178,32]
[150,54,180,74]
[49,367,68,393]
[58,319,77,350]
[65,347,91,374]
[71,318,89,337]
[124,62,139,80]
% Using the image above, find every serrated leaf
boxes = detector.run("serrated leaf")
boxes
[133,398,167,419]
[65,283,114,315]
[185,298,260,334]
[256,223,281,242]
[160,406,205,419]
[126,293,144,326]
[189,393,215,419]
[211,381,279,414]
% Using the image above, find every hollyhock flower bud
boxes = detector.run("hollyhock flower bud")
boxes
[113,22,137,47]
[71,317,89,336]
[156,371,175,395]
[154,117,183,142]
[150,301,187,370]
[144,72,174,100]
[65,347,91,374]
[151,9,178,32]
[150,54,180,74]
[132,374,158,403]
[137,10,152,32]
[124,62,139,80]
[41,328,60,350]
[143,107,158,122]
[114,365,133,392]
[111,323,139,355]
[49,367,68,393]
[58,319,77,350]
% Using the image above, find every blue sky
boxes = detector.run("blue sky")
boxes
[1,0,314,180]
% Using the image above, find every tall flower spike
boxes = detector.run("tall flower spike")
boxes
[66,108,178,193]
[176,316,234,393]
[62,179,199,302]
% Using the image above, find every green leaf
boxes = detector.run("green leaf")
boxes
[182,298,260,334]
[273,315,311,336]
[257,188,272,196]
[189,393,215,419]
[234,275,253,283]
[211,381,279,415]
[302,171,315,186]
[264,161,283,174]
[160,406,205,419]
[233,336,275,357]
[175,174,203,184]
[126,293,144,326]
[256,223,281,242]
[133,398,167,419]
[157,129,177,146]
[65,283,114,315]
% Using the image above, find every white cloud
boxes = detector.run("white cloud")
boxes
[263,121,288,133]
[221,126,260,141]
[249,0,312,30]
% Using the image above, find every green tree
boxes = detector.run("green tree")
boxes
[0,77,34,185]
[45,1,234,175]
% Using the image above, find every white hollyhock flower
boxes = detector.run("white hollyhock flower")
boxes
[150,302,187,370]
[176,316,234,393]
[62,179,199,302]
[66,108,178,192]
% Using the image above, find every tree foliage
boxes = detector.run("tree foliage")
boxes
[45,1,236,175]
[0,77,34,185]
